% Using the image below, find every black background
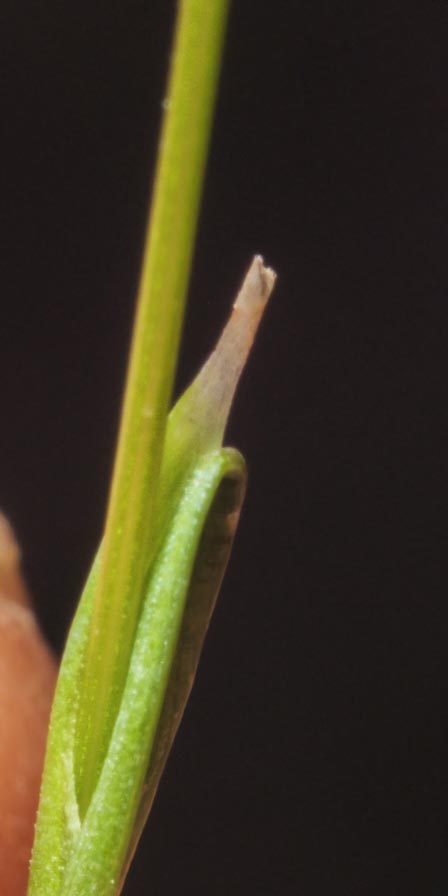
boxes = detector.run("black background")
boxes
[1,2,448,894]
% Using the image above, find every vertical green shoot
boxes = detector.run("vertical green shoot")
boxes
[75,0,230,817]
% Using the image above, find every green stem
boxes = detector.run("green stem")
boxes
[76,0,230,817]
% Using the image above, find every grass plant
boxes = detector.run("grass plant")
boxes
[27,3,275,894]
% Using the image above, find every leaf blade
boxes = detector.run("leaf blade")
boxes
[62,451,245,896]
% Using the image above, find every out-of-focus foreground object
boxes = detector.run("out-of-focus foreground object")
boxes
[0,514,57,896]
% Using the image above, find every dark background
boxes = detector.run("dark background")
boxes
[1,2,448,893]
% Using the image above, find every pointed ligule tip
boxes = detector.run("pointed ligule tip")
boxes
[233,255,277,315]
[170,255,277,454]
[226,254,277,375]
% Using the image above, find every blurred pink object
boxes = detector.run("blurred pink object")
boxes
[0,514,57,896]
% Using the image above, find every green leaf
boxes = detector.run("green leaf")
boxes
[28,257,276,896]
